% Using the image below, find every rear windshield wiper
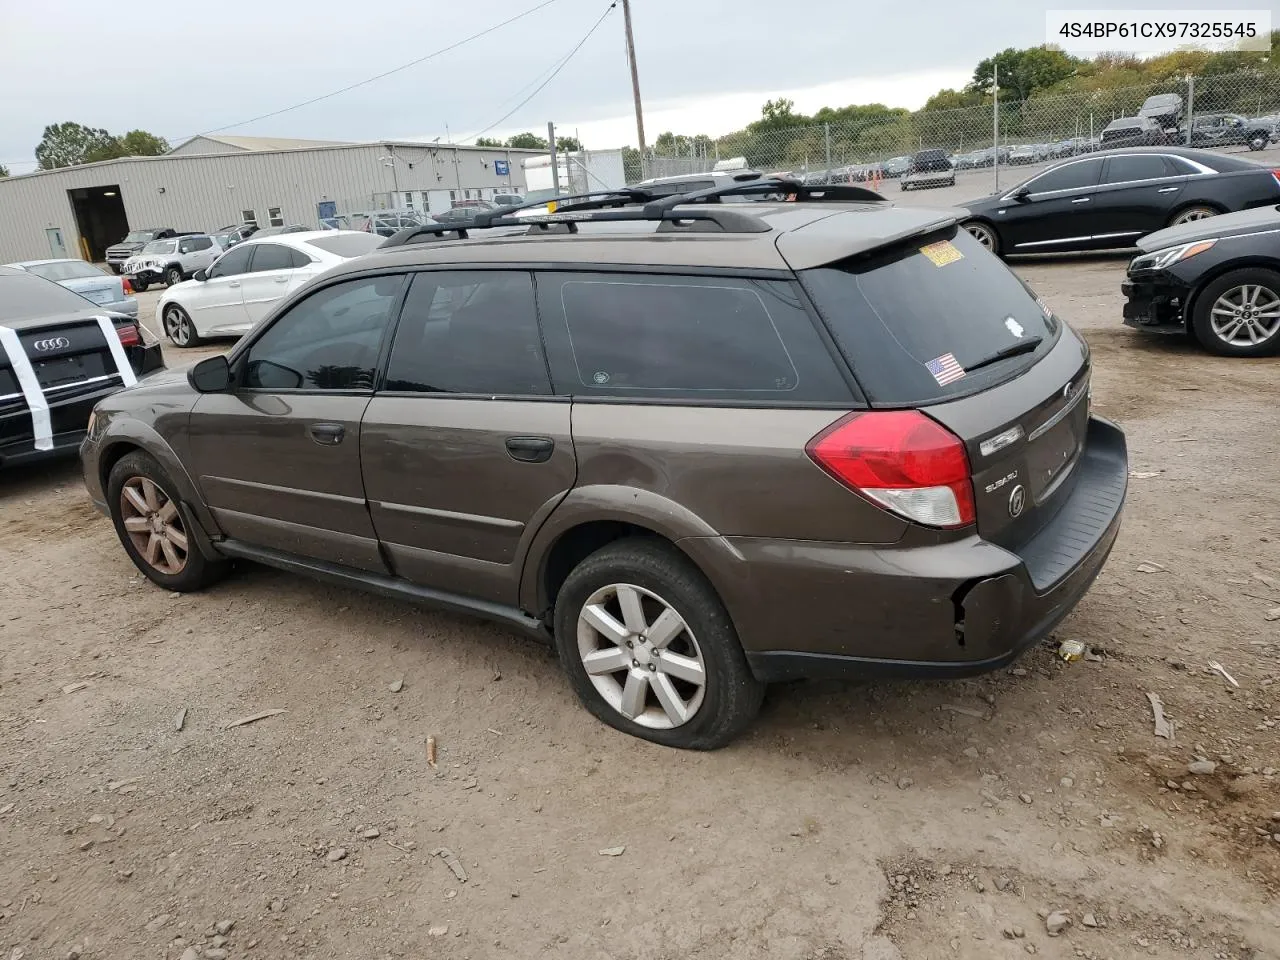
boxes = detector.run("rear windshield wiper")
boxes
[963,336,1043,374]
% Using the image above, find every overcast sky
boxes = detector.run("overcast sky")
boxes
[1,0,1273,171]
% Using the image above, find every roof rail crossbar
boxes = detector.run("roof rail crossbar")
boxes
[469,189,655,229]
[643,177,884,214]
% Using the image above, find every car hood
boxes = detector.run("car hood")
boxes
[1138,204,1280,251]
[1,306,132,332]
[108,242,146,250]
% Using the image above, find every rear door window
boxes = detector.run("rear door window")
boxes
[800,228,1059,405]
[537,273,852,402]
[1102,154,1175,183]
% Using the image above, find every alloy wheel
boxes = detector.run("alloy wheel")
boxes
[1210,284,1280,347]
[965,222,995,249]
[576,583,706,730]
[166,268,183,287]
[165,308,190,346]
[119,476,188,575]
[1172,207,1217,225]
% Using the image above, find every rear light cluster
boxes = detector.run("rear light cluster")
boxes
[114,323,141,347]
[121,277,134,294]
[1271,169,1280,190]
[806,411,975,528]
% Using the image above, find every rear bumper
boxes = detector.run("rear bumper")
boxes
[734,416,1127,682]
[1121,273,1191,333]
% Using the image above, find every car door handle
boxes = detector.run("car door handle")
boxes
[229,281,241,288]
[274,276,289,283]
[1157,187,1179,193]
[505,436,554,463]
[309,422,345,446]
[1071,197,1090,204]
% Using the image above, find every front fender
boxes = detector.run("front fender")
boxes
[87,414,224,553]
[517,483,746,618]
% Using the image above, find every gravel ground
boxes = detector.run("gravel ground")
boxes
[2,253,1279,960]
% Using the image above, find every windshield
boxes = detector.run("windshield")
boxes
[141,239,177,254]
[123,231,157,243]
[25,261,107,282]
[800,227,1058,404]
[0,273,97,321]
[304,233,383,258]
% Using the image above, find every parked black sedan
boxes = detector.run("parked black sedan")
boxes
[1122,205,1280,357]
[0,266,163,468]
[960,148,1280,257]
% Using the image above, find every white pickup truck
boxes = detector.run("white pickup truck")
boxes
[122,235,222,291]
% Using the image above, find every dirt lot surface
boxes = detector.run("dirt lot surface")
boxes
[2,261,1279,960]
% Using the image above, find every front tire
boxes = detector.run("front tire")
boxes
[1249,133,1268,151]
[108,264,122,275]
[163,304,202,348]
[963,220,1001,256]
[132,278,149,292]
[107,452,229,591]
[553,539,763,750]
[165,266,184,287]
[1190,268,1280,358]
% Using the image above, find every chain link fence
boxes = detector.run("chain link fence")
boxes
[629,69,1280,186]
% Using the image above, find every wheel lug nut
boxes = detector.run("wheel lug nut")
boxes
[631,659,639,668]
[625,640,633,648]
[647,663,656,672]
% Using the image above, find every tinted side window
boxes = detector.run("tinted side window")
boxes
[243,276,405,391]
[288,247,311,268]
[208,245,254,278]
[1103,155,1173,184]
[1167,156,1204,175]
[189,236,213,251]
[248,243,295,273]
[1027,160,1102,193]
[538,273,852,402]
[385,271,548,395]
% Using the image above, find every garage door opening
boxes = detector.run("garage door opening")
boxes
[68,186,128,262]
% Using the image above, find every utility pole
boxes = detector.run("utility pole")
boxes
[1185,74,1195,147]
[621,0,647,176]
[548,121,561,195]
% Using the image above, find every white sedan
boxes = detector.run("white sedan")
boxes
[155,231,382,347]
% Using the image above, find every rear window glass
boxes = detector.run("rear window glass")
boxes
[543,274,851,401]
[800,228,1058,405]
[0,274,94,321]
[25,261,105,281]
[304,233,383,258]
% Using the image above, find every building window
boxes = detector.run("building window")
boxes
[268,207,284,227]
[448,190,458,202]
[403,193,415,210]
[465,188,480,200]
[242,209,258,227]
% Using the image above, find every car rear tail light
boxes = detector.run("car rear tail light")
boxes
[806,411,975,528]
[114,323,141,347]
[121,277,133,294]
[1272,169,1280,190]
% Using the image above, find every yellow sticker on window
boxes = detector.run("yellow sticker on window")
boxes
[919,239,964,267]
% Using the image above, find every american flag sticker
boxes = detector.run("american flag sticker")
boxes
[925,352,966,386]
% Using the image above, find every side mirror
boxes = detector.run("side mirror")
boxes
[193,268,208,282]
[189,355,231,393]
[1012,186,1031,201]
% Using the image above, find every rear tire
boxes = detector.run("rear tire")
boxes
[165,266,184,287]
[107,451,229,592]
[963,220,1000,256]
[163,304,202,348]
[1168,205,1219,227]
[552,539,763,750]
[1190,267,1280,358]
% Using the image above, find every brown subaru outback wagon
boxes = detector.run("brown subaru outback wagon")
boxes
[81,179,1128,749]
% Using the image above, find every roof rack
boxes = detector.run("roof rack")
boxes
[378,176,885,248]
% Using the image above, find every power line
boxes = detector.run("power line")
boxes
[460,1,617,144]
[193,0,564,138]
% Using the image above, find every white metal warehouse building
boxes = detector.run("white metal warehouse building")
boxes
[0,135,543,264]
